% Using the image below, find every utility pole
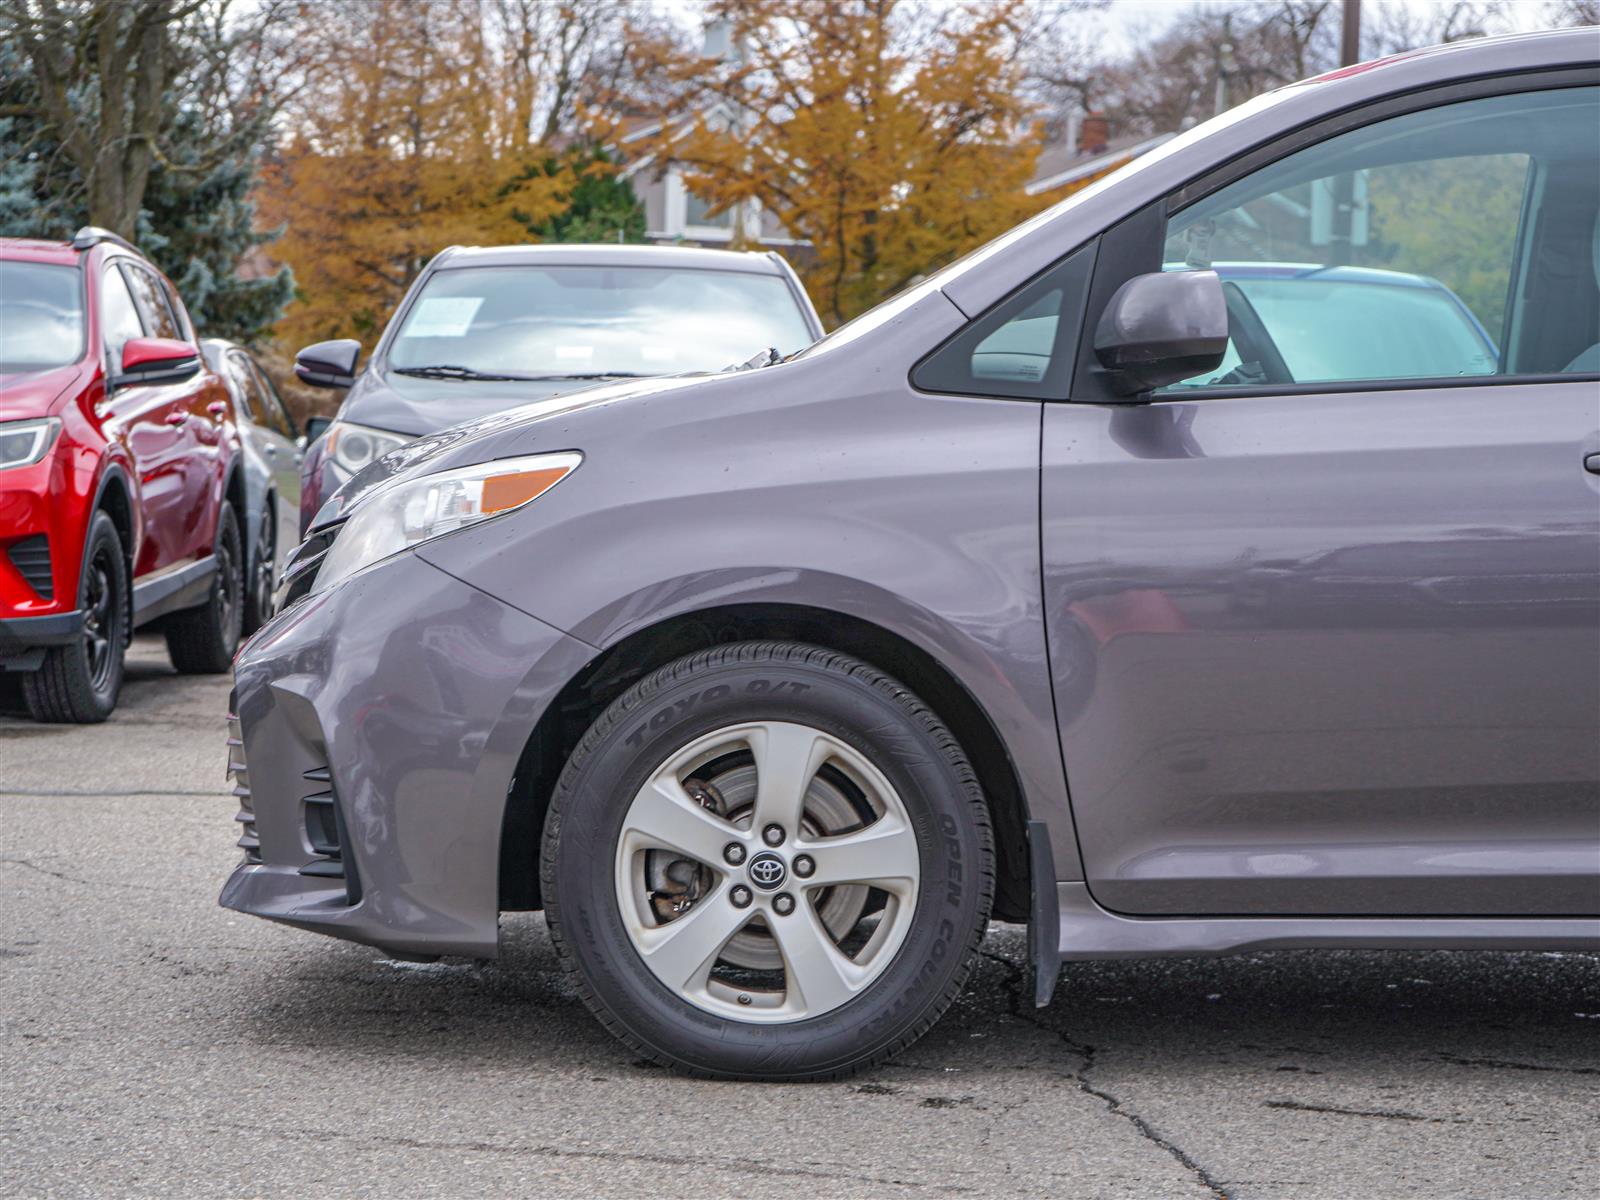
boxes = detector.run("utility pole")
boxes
[1213,13,1236,116]
[1330,1,1363,265]
[1341,0,1362,67]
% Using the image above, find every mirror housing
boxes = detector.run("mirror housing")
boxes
[302,416,333,446]
[295,339,361,389]
[111,337,200,390]
[1094,270,1228,395]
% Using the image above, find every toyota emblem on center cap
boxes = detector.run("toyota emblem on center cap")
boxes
[747,852,787,891]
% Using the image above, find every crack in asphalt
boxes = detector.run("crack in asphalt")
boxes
[0,789,223,798]
[1264,1098,1470,1125]
[978,948,1230,1199]
[1437,1054,1600,1076]
[0,856,166,892]
[212,1116,973,1192]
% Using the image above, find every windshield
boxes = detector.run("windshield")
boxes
[386,264,815,378]
[0,261,85,372]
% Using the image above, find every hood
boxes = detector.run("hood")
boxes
[0,364,85,419]
[340,367,603,437]
[313,372,711,529]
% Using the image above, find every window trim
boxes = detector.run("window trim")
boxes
[908,239,1101,402]
[99,259,149,368]
[1071,68,1600,405]
[120,260,185,343]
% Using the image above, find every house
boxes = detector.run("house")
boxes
[614,105,807,250]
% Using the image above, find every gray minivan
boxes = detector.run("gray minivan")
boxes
[223,31,1600,1080]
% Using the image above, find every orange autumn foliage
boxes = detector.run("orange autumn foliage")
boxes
[260,1,571,347]
[607,0,1045,326]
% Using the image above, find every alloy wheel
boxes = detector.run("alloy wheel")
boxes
[615,720,921,1023]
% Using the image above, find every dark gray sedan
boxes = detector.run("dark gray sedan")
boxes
[224,31,1600,1081]
[291,244,823,531]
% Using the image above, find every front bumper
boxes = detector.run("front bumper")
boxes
[218,549,594,958]
[0,610,84,668]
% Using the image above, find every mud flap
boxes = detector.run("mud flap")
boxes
[1027,820,1061,1006]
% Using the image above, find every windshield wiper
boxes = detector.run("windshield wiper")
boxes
[392,364,538,382]
[726,347,781,372]
[524,372,650,381]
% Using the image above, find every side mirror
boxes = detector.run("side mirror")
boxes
[294,339,361,389]
[302,416,333,446]
[1094,270,1228,395]
[111,337,200,390]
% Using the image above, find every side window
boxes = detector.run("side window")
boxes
[224,352,260,420]
[1160,86,1599,391]
[122,264,184,341]
[251,360,298,439]
[100,265,145,363]
[913,242,1096,400]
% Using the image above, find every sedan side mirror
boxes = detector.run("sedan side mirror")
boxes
[295,339,361,389]
[302,416,332,446]
[1094,270,1228,395]
[111,337,200,390]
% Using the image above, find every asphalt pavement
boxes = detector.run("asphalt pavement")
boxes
[2,635,1597,1199]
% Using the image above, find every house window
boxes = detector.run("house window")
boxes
[685,190,735,230]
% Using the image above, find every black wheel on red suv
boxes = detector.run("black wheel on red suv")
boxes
[22,511,127,724]
[165,504,244,673]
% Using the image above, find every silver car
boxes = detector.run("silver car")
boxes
[199,340,302,631]
[223,32,1600,1081]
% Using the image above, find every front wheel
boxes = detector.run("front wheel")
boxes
[542,641,994,1080]
[164,503,244,674]
[22,511,128,724]
[241,505,275,635]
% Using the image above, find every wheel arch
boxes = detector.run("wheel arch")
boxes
[498,602,1033,923]
[91,464,136,584]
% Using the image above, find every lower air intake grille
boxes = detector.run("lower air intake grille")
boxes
[225,706,259,864]
[8,536,52,600]
[300,766,361,905]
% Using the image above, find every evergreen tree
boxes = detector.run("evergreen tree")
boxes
[0,7,291,343]
[528,146,647,245]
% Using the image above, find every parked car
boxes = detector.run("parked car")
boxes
[224,32,1600,1080]
[199,340,303,632]
[292,244,824,531]
[1,228,246,722]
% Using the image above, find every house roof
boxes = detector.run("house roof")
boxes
[1026,132,1178,197]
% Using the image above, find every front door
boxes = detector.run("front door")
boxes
[1043,82,1600,917]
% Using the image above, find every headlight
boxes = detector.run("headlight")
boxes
[0,418,60,470]
[312,451,581,594]
[326,421,410,475]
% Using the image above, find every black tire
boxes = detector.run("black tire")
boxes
[164,503,244,674]
[241,504,275,635]
[542,641,994,1081]
[22,511,128,724]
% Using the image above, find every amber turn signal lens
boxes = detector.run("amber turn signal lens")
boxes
[480,466,572,514]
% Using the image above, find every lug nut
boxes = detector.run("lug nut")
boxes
[730,885,753,909]
[723,842,746,866]
[762,823,785,847]
[793,854,815,879]
[772,892,796,916]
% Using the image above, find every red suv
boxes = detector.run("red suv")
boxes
[0,228,246,722]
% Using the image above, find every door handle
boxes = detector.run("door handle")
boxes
[164,411,189,426]
[1585,452,1600,475]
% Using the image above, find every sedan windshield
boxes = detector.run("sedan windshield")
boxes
[387,264,815,379]
[0,261,85,372]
